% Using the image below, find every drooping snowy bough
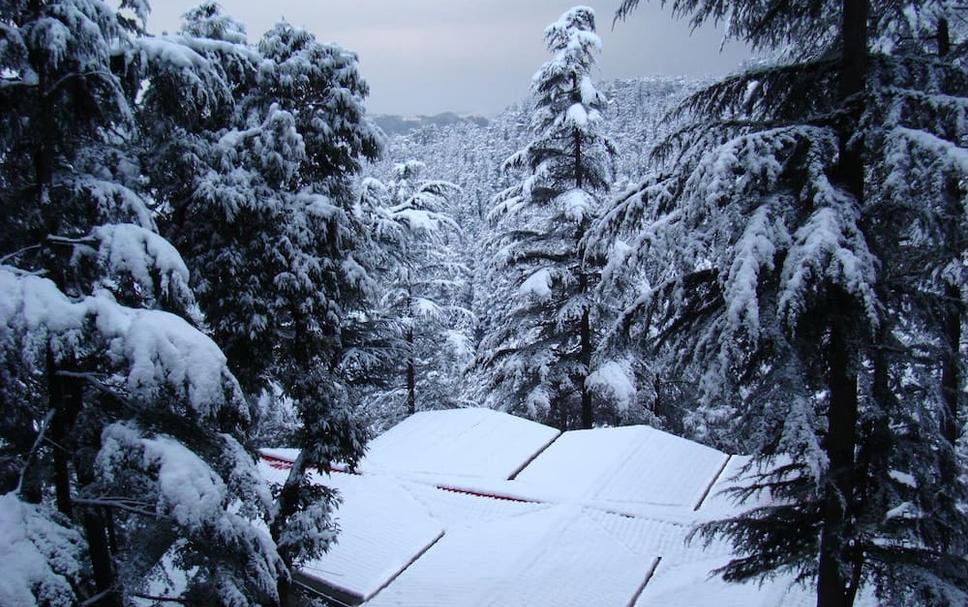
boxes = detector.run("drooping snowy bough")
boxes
[595,0,968,604]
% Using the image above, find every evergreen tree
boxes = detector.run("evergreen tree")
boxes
[0,2,285,604]
[596,0,968,604]
[358,161,468,424]
[479,6,628,430]
[136,7,384,603]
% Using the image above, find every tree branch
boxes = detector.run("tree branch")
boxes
[16,409,55,497]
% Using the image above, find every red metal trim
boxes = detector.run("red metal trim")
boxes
[259,454,358,475]
[433,484,543,504]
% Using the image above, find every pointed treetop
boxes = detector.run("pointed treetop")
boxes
[544,6,601,53]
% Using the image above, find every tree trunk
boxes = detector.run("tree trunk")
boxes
[816,2,868,606]
[937,16,951,57]
[270,453,307,607]
[942,282,961,445]
[407,327,416,416]
[937,14,961,450]
[81,510,123,607]
[47,355,73,518]
[573,74,584,190]
[75,430,123,607]
[817,293,860,607]
[406,277,416,415]
[579,272,593,430]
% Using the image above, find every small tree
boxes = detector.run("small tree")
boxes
[359,161,468,423]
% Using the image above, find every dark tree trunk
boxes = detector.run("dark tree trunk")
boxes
[46,354,84,520]
[816,2,868,606]
[817,292,861,607]
[270,455,306,607]
[573,74,584,190]
[573,71,592,429]
[937,14,961,450]
[47,358,73,518]
[407,327,416,416]
[942,282,961,445]
[75,433,123,607]
[579,272,593,430]
[406,278,416,415]
[937,16,951,57]
[80,510,123,607]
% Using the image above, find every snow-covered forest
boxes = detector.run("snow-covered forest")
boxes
[0,0,966,606]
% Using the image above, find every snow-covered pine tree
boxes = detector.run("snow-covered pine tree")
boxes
[359,161,468,423]
[0,2,285,605]
[136,7,384,603]
[598,0,968,604]
[479,6,629,430]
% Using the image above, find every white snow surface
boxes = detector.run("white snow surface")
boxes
[585,360,636,409]
[0,493,84,606]
[518,268,553,301]
[359,408,560,481]
[259,408,877,606]
[514,424,727,511]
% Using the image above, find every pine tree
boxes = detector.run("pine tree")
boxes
[132,8,384,603]
[598,0,968,604]
[0,2,284,604]
[479,7,628,430]
[358,161,468,423]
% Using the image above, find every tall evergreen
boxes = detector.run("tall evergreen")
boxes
[597,0,968,604]
[136,7,384,603]
[0,2,285,604]
[480,6,629,431]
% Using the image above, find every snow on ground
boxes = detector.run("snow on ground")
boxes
[259,407,871,606]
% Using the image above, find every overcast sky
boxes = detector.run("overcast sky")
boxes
[147,1,750,116]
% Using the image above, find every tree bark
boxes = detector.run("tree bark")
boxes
[270,453,306,607]
[937,14,961,450]
[406,277,416,416]
[937,16,951,57]
[942,282,961,445]
[816,2,868,606]
[47,355,73,518]
[817,292,861,607]
[80,510,123,607]
[75,428,123,607]
[579,272,593,430]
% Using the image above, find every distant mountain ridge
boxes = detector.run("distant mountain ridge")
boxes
[370,76,698,186]
[373,112,490,136]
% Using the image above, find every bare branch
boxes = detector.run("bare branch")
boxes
[16,409,55,497]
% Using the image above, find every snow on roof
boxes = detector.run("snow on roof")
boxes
[359,407,560,481]
[366,505,670,607]
[259,408,871,606]
[514,425,728,512]
[298,472,444,602]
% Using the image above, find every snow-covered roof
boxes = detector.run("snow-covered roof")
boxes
[359,407,560,481]
[259,408,866,606]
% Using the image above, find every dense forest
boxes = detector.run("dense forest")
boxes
[0,0,966,606]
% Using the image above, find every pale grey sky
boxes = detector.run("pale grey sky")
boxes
[147,1,750,116]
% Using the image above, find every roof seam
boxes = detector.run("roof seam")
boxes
[626,556,662,607]
[507,429,564,480]
[693,454,733,511]
[362,529,447,604]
